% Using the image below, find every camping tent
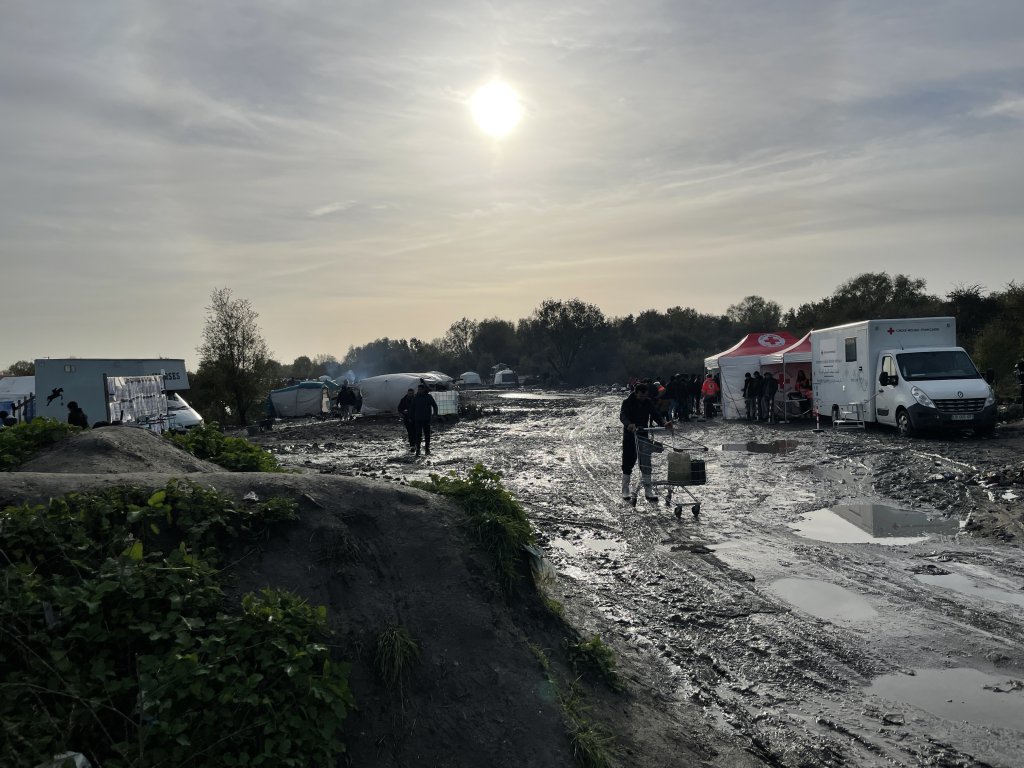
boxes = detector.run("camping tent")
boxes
[357,372,455,416]
[492,369,518,386]
[704,332,797,418]
[268,381,330,418]
[458,371,482,386]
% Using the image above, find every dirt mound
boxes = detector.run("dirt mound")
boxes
[14,425,223,475]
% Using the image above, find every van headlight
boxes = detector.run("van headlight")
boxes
[985,388,995,407]
[910,386,935,408]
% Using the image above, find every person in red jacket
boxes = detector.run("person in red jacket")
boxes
[700,374,719,419]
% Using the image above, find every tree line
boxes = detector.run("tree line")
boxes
[4,274,1022,426]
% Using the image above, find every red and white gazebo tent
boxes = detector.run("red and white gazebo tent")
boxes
[759,331,812,397]
[704,332,797,418]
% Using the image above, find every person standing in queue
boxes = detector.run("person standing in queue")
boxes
[620,383,673,501]
[700,374,719,419]
[410,383,439,457]
[397,387,416,451]
[742,372,756,420]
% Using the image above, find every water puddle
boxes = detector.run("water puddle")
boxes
[916,569,1024,609]
[722,440,801,454]
[791,504,957,545]
[496,392,574,401]
[868,667,1024,732]
[769,578,877,621]
[550,537,624,556]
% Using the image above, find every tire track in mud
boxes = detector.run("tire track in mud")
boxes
[545,395,1019,767]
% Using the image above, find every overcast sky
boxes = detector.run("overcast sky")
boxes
[2,1,1022,370]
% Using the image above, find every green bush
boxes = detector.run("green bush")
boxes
[566,635,623,692]
[0,483,350,768]
[411,463,534,590]
[0,417,78,470]
[168,422,283,472]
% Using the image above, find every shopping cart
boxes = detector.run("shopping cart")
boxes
[629,426,710,518]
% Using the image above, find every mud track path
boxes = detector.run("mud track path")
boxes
[258,390,1024,767]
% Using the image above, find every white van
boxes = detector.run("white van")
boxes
[165,392,204,431]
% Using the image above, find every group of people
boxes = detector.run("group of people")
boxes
[335,382,359,420]
[627,373,723,422]
[397,383,439,457]
[741,370,813,422]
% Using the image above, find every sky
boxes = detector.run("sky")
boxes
[2,1,1023,370]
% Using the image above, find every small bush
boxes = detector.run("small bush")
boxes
[410,463,534,590]
[168,422,283,472]
[374,624,420,692]
[0,417,78,470]
[0,483,350,768]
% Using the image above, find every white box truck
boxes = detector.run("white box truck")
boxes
[34,358,202,431]
[810,317,996,436]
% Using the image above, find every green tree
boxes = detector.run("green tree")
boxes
[470,319,520,373]
[441,318,479,369]
[1,360,35,376]
[519,299,607,383]
[726,296,783,332]
[287,355,315,380]
[195,288,277,426]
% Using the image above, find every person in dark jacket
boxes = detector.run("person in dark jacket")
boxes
[396,387,416,450]
[67,401,89,429]
[751,372,765,420]
[409,383,439,456]
[619,383,673,501]
[741,372,755,420]
[762,371,779,423]
[337,382,358,420]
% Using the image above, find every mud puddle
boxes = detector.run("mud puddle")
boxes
[791,503,958,544]
[721,440,802,454]
[768,577,878,621]
[868,667,1024,732]
[916,565,1024,609]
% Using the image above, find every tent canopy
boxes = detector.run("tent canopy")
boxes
[704,332,797,419]
[759,332,812,366]
[459,371,482,385]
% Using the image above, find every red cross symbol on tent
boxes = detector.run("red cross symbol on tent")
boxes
[887,327,896,335]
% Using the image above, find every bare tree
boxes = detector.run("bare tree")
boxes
[195,288,276,426]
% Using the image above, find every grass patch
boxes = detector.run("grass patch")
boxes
[410,463,534,590]
[0,482,350,768]
[168,422,284,472]
[566,635,623,692]
[0,417,78,470]
[374,624,420,697]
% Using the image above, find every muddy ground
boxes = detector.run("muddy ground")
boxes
[6,392,1024,767]
[245,388,1024,768]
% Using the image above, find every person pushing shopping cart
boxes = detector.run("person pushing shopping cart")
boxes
[619,382,673,501]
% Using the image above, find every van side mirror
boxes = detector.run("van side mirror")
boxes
[879,372,889,386]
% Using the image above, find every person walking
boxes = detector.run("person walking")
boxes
[741,372,756,420]
[409,383,439,456]
[700,374,719,419]
[336,382,358,420]
[67,401,89,428]
[1015,360,1024,404]
[396,387,416,450]
[619,383,673,501]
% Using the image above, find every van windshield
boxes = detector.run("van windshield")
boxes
[895,350,980,381]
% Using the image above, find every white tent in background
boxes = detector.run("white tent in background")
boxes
[458,371,482,386]
[357,371,456,416]
[492,369,518,386]
[268,381,331,417]
[704,332,797,419]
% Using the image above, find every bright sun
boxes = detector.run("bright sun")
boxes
[469,80,523,138]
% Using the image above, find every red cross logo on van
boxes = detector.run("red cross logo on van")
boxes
[887,327,896,335]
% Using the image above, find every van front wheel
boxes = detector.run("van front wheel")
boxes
[896,408,915,438]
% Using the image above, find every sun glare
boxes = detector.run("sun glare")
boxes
[469,80,523,139]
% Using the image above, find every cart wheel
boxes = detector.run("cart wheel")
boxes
[674,505,683,518]
[691,504,701,518]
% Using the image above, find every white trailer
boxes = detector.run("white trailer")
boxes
[34,358,190,427]
[810,318,996,436]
